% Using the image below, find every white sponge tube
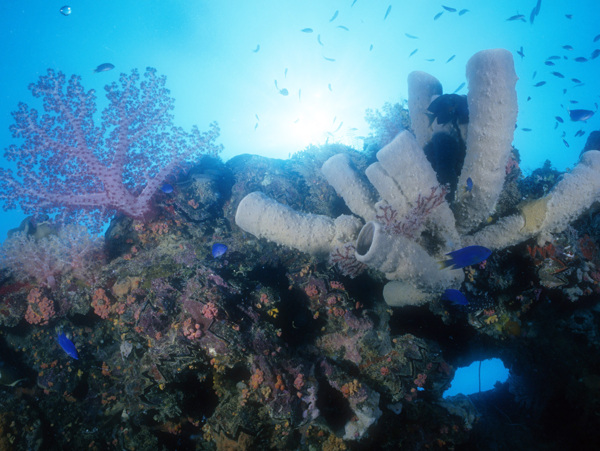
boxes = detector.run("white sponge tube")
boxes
[408,71,443,149]
[462,150,600,249]
[321,153,378,221]
[235,191,363,257]
[455,48,518,233]
[354,221,463,292]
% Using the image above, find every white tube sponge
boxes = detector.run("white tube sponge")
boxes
[539,150,600,234]
[455,49,518,233]
[462,150,600,249]
[408,71,443,149]
[372,132,460,249]
[235,191,363,257]
[321,153,378,221]
[354,221,463,292]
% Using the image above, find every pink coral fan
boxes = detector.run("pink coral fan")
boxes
[0,68,222,231]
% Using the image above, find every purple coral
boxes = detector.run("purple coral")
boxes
[0,68,222,230]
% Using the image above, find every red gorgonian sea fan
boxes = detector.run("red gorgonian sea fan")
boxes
[0,67,222,231]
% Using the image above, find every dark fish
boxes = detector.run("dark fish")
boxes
[369,44,373,51]
[522,128,532,131]
[329,10,339,22]
[569,100,579,104]
[574,56,588,62]
[161,183,173,194]
[562,138,570,148]
[527,96,532,101]
[544,61,555,66]
[59,5,72,16]
[594,34,600,43]
[532,70,537,79]
[547,55,560,60]
[569,109,595,121]
[565,14,572,19]
[337,25,349,31]
[212,243,228,258]
[446,54,456,63]
[555,116,564,123]
[591,49,600,59]
[317,34,324,46]
[93,63,114,73]
[351,0,358,6]
[323,56,336,62]
[466,177,473,192]
[530,0,542,24]
[551,71,565,78]
[562,44,574,50]
[252,44,260,53]
[534,81,546,87]
[409,48,418,57]
[575,129,586,137]
[434,11,444,20]
[442,6,456,12]
[453,82,466,93]
[506,14,526,22]
[441,289,468,306]
[440,245,492,270]
[384,5,392,20]
[458,9,469,15]
[301,28,313,33]
[57,334,79,359]
[517,46,525,58]
[427,94,469,126]
[405,33,418,39]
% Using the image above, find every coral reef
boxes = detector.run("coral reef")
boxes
[1,50,600,451]
[235,49,600,307]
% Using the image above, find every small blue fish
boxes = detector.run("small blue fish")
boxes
[59,5,72,16]
[441,245,492,270]
[57,333,79,359]
[161,183,173,194]
[93,63,114,73]
[446,54,455,63]
[212,243,228,258]
[301,28,313,33]
[453,82,466,93]
[465,177,473,192]
[442,289,468,305]
[252,44,260,53]
[384,5,392,20]
[569,109,595,121]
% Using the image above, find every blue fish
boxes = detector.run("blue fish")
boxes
[441,245,492,270]
[93,63,114,73]
[212,243,228,258]
[466,177,473,192]
[57,333,79,359]
[569,109,595,121]
[441,289,468,305]
[161,183,173,194]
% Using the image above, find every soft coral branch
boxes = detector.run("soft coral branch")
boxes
[0,67,222,231]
